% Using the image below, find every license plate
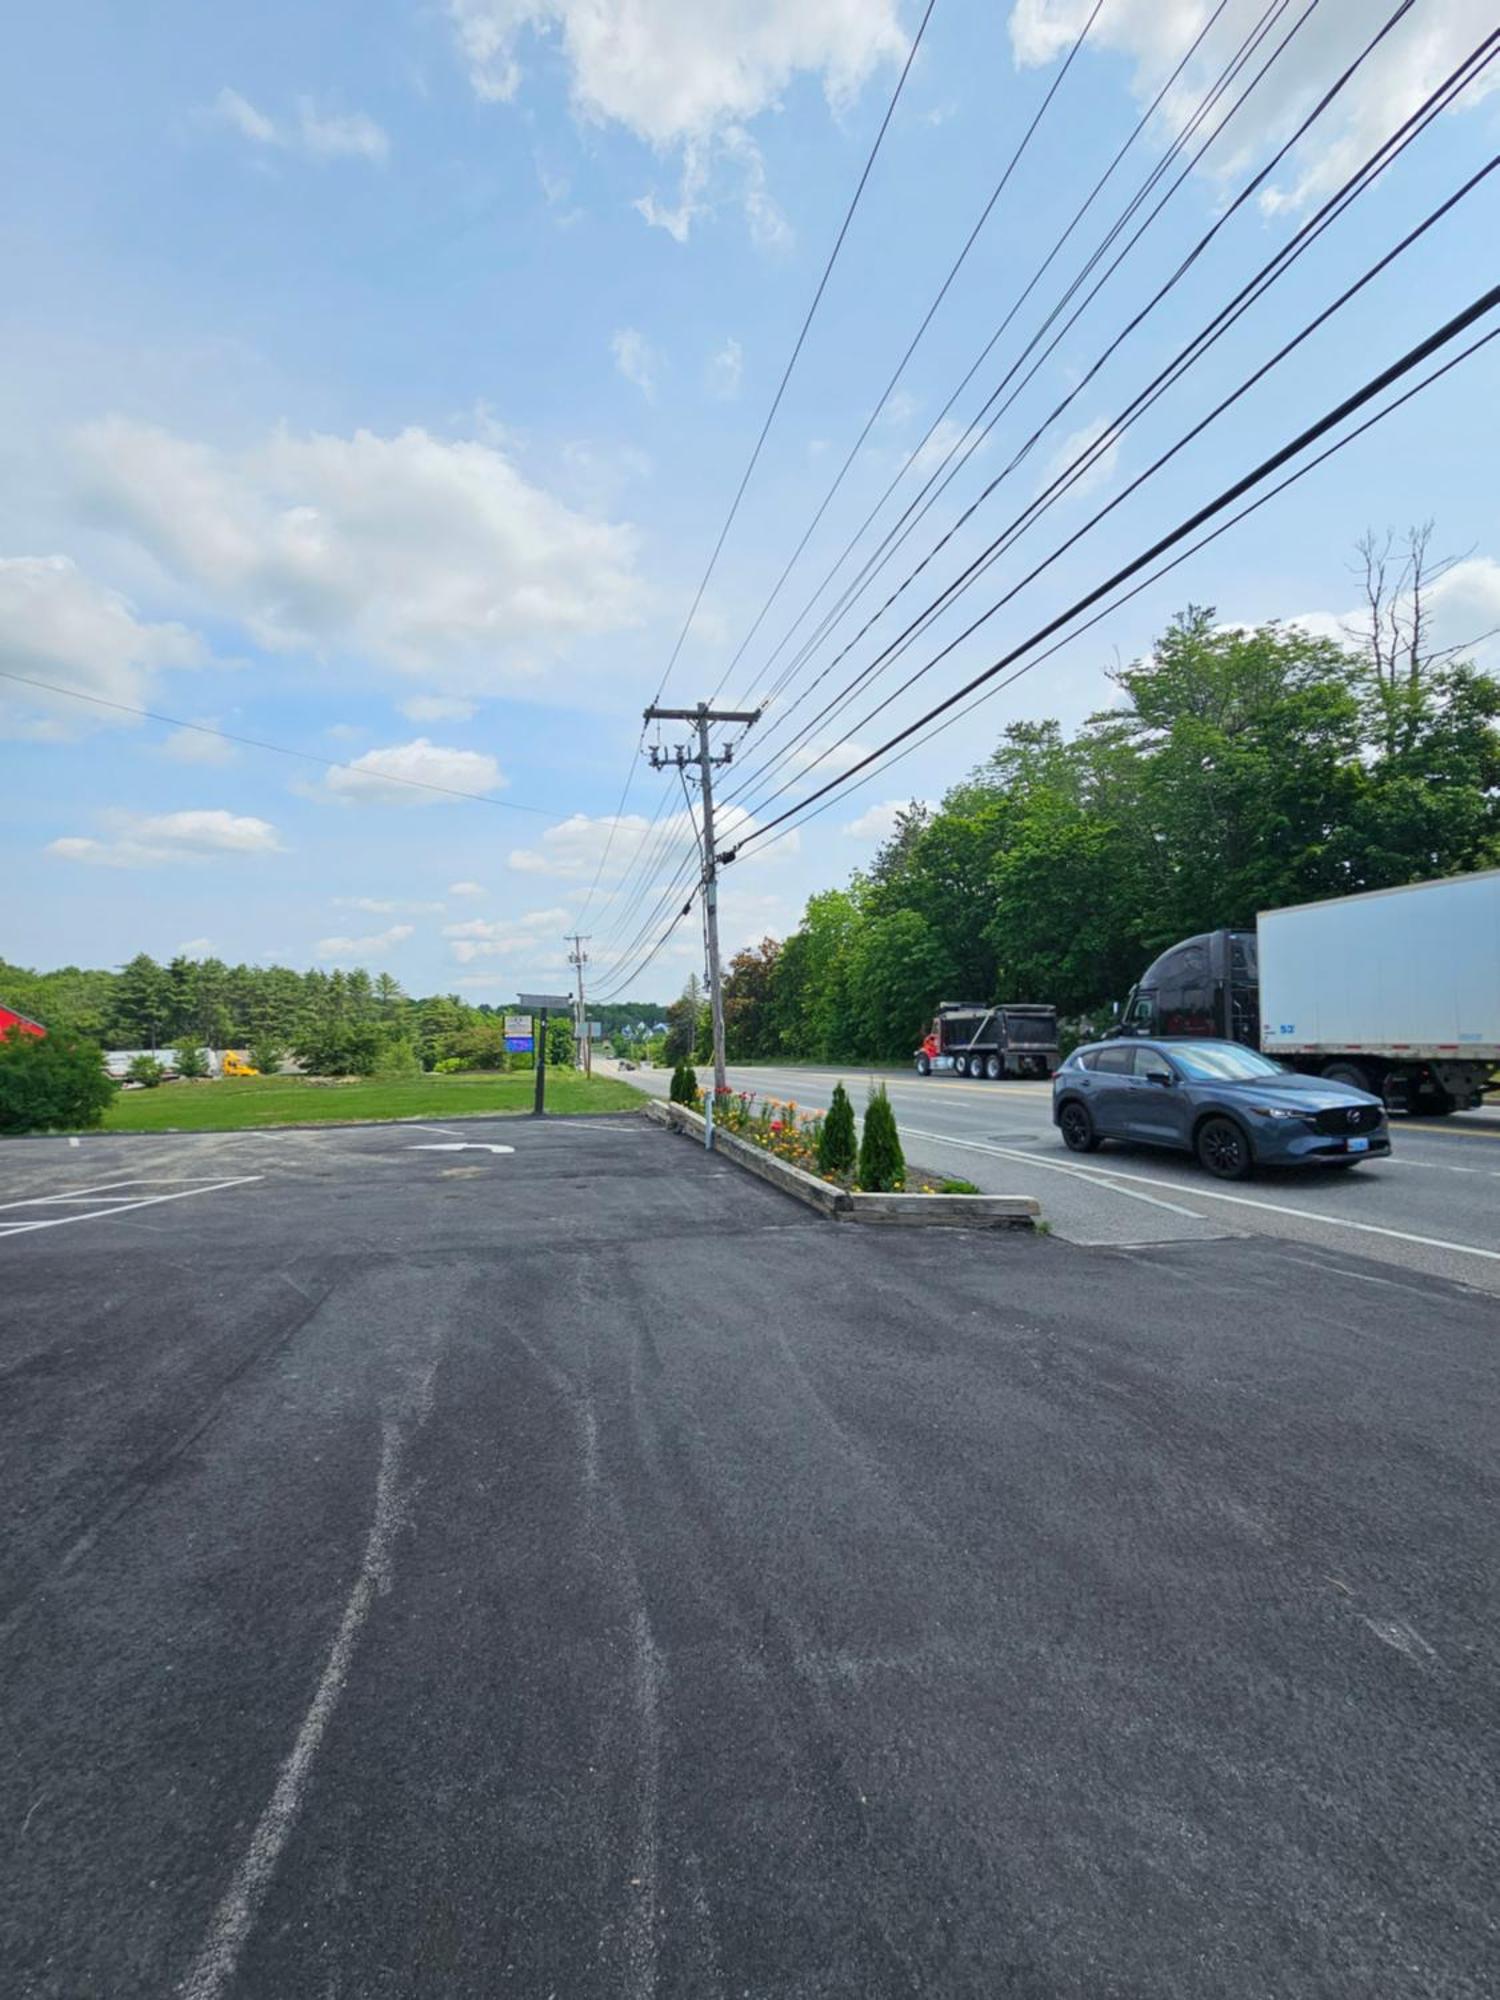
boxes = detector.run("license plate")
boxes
[1347,1136,1370,1153]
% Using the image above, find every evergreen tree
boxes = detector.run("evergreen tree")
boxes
[174,1038,209,1079]
[858,1084,905,1192]
[817,1081,857,1177]
[0,1027,117,1133]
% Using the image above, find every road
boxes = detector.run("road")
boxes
[615,1060,1500,1292]
[3,1112,1498,1997]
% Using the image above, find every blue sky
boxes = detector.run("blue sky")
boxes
[3,0,1498,1004]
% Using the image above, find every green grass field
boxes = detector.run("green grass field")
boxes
[87,1069,645,1134]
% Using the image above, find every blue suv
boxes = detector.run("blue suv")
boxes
[1052,1038,1391,1180]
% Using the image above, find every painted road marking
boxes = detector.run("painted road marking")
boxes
[0,1177,262,1239]
[901,1128,1208,1220]
[407,1142,516,1155]
[914,1134,1500,1266]
[0,1175,246,1212]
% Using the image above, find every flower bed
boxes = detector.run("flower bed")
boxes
[697,1085,976,1197]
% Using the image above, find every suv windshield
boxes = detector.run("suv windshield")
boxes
[1169,1043,1286,1081]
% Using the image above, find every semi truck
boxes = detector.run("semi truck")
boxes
[1114,867,1500,1114]
[915,1001,1059,1079]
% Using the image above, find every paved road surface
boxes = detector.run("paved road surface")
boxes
[3,1114,1497,1997]
[616,1061,1500,1292]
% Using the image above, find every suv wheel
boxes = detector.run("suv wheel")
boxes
[1059,1102,1101,1153]
[1197,1116,1251,1180]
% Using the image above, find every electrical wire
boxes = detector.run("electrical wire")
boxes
[735,0,1303,727]
[703,0,1109,707]
[725,280,1500,856]
[727,8,1489,813]
[647,0,940,715]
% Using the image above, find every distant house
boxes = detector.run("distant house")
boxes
[0,1002,46,1040]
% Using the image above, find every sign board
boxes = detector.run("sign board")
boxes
[517,992,570,1011]
[503,1015,531,1038]
[588,1020,602,1039]
[505,1035,533,1054]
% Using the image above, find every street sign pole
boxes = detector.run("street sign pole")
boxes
[518,993,571,1119]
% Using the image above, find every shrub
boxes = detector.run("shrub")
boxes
[375,1035,422,1080]
[858,1083,905,1192]
[817,1081,857,1177]
[175,1038,209,1079]
[128,1054,166,1088]
[0,1027,118,1133]
[294,1021,385,1076]
[248,1039,284,1077]
[669,1058,700,1106]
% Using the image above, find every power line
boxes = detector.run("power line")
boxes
[727,12,1491,814]
[703,0,1109,707]
[735,0,1301,727]
[0,667,560,815]
[647,0,940,714]
[726,281,1500,856]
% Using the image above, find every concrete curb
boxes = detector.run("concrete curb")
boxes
[644,1100,1039,1229]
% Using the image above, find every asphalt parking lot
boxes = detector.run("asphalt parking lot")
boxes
[3,1114,1498,1998]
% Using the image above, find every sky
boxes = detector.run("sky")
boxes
[3,0,1498,1006]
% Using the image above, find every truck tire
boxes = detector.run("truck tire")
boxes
[1321,1060,1373,1095]
[985,1055,1002,1080]
[1196,1115,1252,1180]
[915,1053,931,1076]
[954,1053,969,1077]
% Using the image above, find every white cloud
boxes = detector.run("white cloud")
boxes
[448,879,486,897]
[707,337,743,400]
[315,923,415,957]
[611,327,658,401]
[334,896,447,915]
[175,937,215,956]
[0,555,205,739]
[399,694,478,721]
[842,798,910,841]
[448,1,902,241]
[323,737,503,806]
[1008,2,1500,214]
[1037,415,1121,502]
[442,904,571,962]
[75,418,643,694]
[879,389,919,430]
[161,721,235,764]
[508,803,796,881]
[47,808,282,869]
[207,87,389,163]
[447,0,907,144]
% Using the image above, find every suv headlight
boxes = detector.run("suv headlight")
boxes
[1251,1106,1304,1120]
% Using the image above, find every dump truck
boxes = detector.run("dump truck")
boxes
[1114,867,1500,1113]
[915,1001,1059,1079]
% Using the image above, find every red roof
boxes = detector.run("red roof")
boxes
[0,1003,46,1038]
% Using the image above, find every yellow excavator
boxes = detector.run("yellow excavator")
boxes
[220,1050,258,1078]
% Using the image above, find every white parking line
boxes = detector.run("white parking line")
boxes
[0,1177,263,1239]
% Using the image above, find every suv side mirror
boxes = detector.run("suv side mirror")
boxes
[1145,1069,1174,1087]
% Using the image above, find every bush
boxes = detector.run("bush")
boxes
[128,1054,166,1088]
[858,1083,905,1192]
[817,1080,857,1177]
[374,1036,422,1080]
[294,1022,385,1076]
[248,1039,284,1077]
[0,1027,117,1133]
[175,1038,209,1079]
[669,1058,700,1106]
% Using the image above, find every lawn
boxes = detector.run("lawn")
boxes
[87,1069,645,1134]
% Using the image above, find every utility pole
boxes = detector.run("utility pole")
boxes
[644,702,760,1096]
[566,934,591,1076]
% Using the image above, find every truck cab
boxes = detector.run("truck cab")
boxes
[1115,931,1260,1046]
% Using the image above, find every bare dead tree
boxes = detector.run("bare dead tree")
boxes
[1345,521,1487,693]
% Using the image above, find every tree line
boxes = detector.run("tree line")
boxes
[0,948,667,1076]
[718,559,1500,1066]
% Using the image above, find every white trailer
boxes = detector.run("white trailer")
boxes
[1259,868,1500,1112]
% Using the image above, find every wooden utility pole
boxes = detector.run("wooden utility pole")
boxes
[566,934,591,1075]
[644,702,759,1096]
